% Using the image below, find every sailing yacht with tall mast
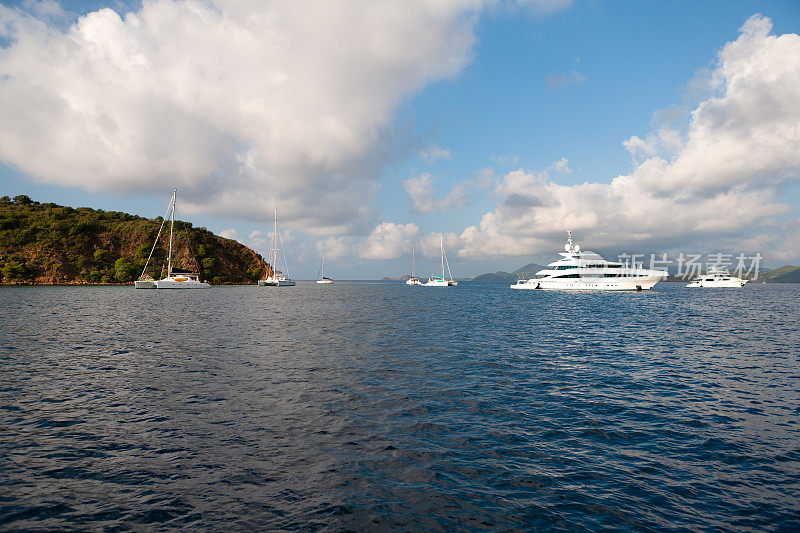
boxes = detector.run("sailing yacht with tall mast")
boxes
[424,236,457,287]
[316,256,334,284]
[406,242,422,285]
[153,189,211,289]
[258,208,296,287]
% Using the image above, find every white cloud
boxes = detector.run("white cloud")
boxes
[459,15,800,260]
[360,222,420,259]
[315,236,353,260]
[0,0,488,234]
[402,172,471,213]
[219,228,239,241]
[420,144,452,163]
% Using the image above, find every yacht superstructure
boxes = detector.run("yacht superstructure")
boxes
[511,231,666,291]
[687,270,747,288]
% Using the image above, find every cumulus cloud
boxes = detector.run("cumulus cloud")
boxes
[315,236,353,260]
[402,172,470,213]
[219,228,239,241]
[358,220,462,261]
[360,222,421,259]
[0,0,487,234]
[459,15,800,259]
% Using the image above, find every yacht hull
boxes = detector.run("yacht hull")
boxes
[687,280,747,288]
[424,279,451,287]
[155,280,211,289]
[134,280,156,289]
[258,279,296,286]
[316,280,334,284]
[511,277,662,291]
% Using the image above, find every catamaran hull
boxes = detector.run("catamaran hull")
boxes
[155,280,211,289]
[511,278,662,291]
[316,280,334,284]
[424,280,451,287]
[134,280,156,289]
[258,279,296,286]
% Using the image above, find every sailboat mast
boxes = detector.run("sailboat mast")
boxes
[440,235,444,279]
[272,208,278,274]
[411,243,415,277]
[167,188,176,276]
[321,256,324,278]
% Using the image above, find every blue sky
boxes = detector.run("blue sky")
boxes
[1,0,799,278]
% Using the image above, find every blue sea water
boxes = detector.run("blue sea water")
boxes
[1,282,799,531]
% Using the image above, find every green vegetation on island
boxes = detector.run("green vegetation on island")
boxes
[0,195,270,284]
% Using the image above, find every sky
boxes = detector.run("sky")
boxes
[1,0,799,279]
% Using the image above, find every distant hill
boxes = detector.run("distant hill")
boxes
[760,265,800,283]
[0,195,270,284]
[472,262,546,281]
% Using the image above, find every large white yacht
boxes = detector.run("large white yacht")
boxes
[687,269,747,288]
[258,208,296,287]
[511,231,666,291]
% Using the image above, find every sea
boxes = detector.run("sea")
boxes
[1,282,799,531]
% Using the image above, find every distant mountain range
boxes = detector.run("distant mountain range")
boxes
[0,195,269,284]
[471,262,546,282]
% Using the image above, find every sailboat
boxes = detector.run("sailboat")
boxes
[258,208,296,287]
[406,242,422,285]
[316,256,334,284]
[154,189,211,289]
[134,193,174,288]
[424,236,457,287]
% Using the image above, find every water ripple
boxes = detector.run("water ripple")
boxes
[1,282,799,531]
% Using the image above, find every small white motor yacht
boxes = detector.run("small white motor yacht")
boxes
[687,270,747,288]
[511,231,666,291]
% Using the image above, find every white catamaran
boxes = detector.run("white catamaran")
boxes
[511,231,666,291]
[136,189,211,289]
[424,236,457,287]
[259,208,296,287]
[317,256,334,284]
[406,242,422,285]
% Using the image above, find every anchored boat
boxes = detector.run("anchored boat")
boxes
[511,231,666,291]
[259,208,296,287]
